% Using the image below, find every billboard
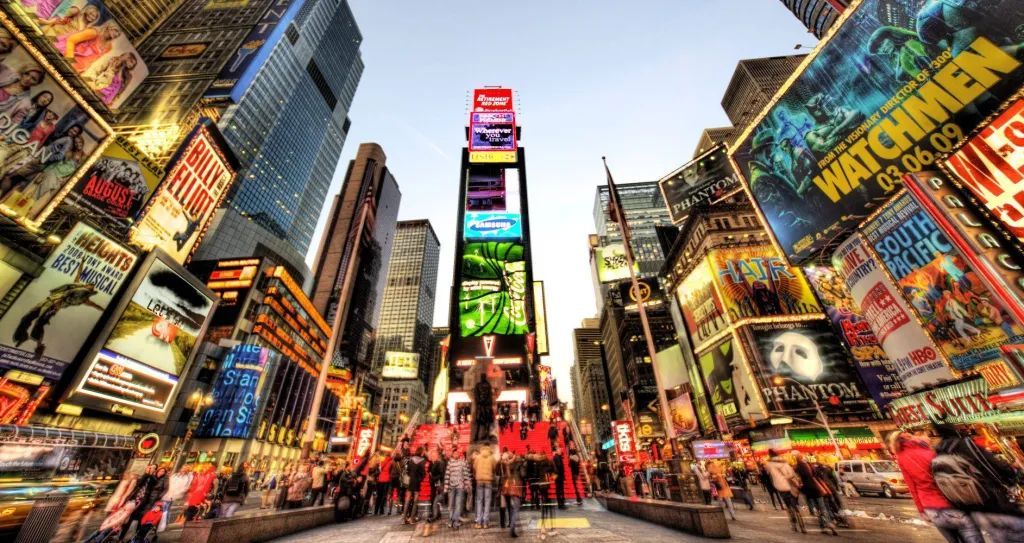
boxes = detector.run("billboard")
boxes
[804,265,906,408]
[472,88,514,112]
[459,241,527,337]
[594,243,638,283]
[692,439,731,460]
[66,251,217,421]
[731,0,1024,264]
[469,112,516,152]
[464,211,522,239]
[863,192,1024,375]
[677,260,728,349]
[66,137,163,227]
[9,0,149,108]
[131,121,236,263]
[944,98,1024,243]
[832,235,953,391]
[709,246,821,321]
[466,169,505,211]
[204,0,300,102]
[533,281,549,356]
[659,145,741,224]
[194,344,272,439]
[617,277,663,312]
[612,419,637,464]
[0,24,110,227]
[743,320,874,418]
[696,337,765,425]
[382,351,419,380]
[668,393,698,437]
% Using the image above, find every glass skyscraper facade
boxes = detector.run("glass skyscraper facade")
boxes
[593,182,674,276]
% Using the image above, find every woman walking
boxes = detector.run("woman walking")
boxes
[708,461,736,521]
[794,453,837,536]
[765,449,806,534]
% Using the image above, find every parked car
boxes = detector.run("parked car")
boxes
[836,460,908,498]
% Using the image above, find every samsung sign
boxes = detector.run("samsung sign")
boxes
[464,212,522,239]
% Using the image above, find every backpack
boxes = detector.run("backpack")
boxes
[931,453,994,508]
[224,474,244,497]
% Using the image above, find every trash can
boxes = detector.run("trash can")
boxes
[15,491,70,543]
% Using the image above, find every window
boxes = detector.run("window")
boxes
[851,463,864,473]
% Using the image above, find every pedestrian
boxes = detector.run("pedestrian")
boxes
[287,465,311,509]
[498,449,511,528]
[161,464,192,529]
[932,424,1024,543]
[568,442,583,504]
[759,463,781,510]
[445,449,471,529]
[403,446,426,524]
[765,449,807,534]
[376,454,393,515]
[310,460,327,506]
[888,431,983,543]
[427,449,447,528]
[260,470,277,509]
[547,423,559,450]
[695,463,712,504]
[473,445,498,528]
[501,449,526,538]
[220,463,250,518]
[275,467,292,510]
[553,447,566,509]
[708,461,737,521]
[812,461,844,524]
[390,451,405,515]
[524,445,541,509]
[794,453,837,536]
[121,465,167,540]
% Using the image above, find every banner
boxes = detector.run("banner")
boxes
[668,393,698,437]
[659,145,740,224]
[466,169,505,211]
[472,88,514,112]
[804,265,906,408]
[382,351,419,380]
[458,241,527,337]
[677,261,727,349]
[66,137,163,226]
[469,112,516,152]
[944,97,1024,243]
[594,243,637,283]
[9,0,149,108]
[464,211,522,239]
[696,337,765,425]
[731,0,1024,263]
[863,192,1024,376]
[131,121,236,263]
[709,246,821,321]
[832,235,953,391]
[887,378,998,427]
[0,25,110,227]
[195,344,271,439]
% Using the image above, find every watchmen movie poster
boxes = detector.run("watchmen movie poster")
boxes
[731,0,1024,264]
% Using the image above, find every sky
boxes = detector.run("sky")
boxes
[307,0,818,404]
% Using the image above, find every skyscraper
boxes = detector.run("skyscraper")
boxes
[721,55,805,132]
[370,220,441,392]
[593,182,674,277]
[778,0,849,39]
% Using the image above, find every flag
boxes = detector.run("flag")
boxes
[602,157,636,261]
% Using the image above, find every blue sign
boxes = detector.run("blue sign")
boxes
[195,345,271,439]
[601,439,614,450]
[464,212,522,239]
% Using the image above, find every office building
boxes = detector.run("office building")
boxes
[572,318,612,448]
[370,220,441,392]
[692,126,737,159]
[379,380,428,448]
[105,0,182,43]
[778,0,849,39]
[593,182,674,278]
[721,55,805,132]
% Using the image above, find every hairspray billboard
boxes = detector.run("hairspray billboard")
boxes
[862,192,1024,381]
[731,0,1024,264]
[195,344,272,439]
[709,246,821,321]
[805,265,906,408]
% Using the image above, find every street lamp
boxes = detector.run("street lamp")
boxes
[771,375,842,457]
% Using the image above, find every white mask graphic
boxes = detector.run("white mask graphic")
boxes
[768,331,823,380]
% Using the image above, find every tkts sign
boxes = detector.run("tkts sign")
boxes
[887,379,999,428]
[612,419,638,465]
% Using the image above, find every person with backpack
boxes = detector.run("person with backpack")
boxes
[765,449,807,534]
[932,424,1024,543]
[220,464,250,518]
[794,453,838,536]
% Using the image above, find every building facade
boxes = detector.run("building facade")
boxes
[778,0,848,39]
[572,318,611,448]
[379,380,428,448]
[720,55,805,132]
[592,182,674,278]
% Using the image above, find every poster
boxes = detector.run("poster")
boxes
[696,337,764,425]
[863,192,1024,374]
[204,0,298,102]
[472,88,513,112]
[709,245,821,321]
[382,351,419,380]
[466,169,505,211]
[944,98,1024,243]
[66,136,162,226]
[68,252,216,421]
[458,241,527,337]
[731,0,1024,263]
[594,243,638,283]
[131,121,236,263]
[195,344,271,439]
[10,0,149,108]
[464,211,522,239]
[677,261,728,349]
[668,393,698,437]
[469,112,516,152]
[0,26,109,226]
[744,320,874,419]
[658,145,740,224]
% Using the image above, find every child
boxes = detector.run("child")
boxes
[129,502,164,543]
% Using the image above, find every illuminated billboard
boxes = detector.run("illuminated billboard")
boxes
[677,261,727,349]
[617,277,663,312]
[708,246,821,321]
[466,169,506,211]
[459,241,527,337]
[731,0,1024,264]
[464,211,522,239]
[131,121,237,263]
[66,251,217,422]
[382,351,420,380]
[533,281,549,356]
[668,393,698,437]
[8,1,149,108]
[594,243,638,283]
[696,337,765,425]
[469,112,516,152]
[195,344,272,439]
[66,137,163,227]
[659,145,740,225]
[472,88,514,112]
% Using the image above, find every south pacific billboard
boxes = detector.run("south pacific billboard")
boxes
[863,192,1024,379]
[708,246,821,321]
[659,145,740,225]
[459,241,527,337]
[731,0,1024,264]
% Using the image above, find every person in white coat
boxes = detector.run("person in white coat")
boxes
[765,449,806,534]
[161,465,194,530]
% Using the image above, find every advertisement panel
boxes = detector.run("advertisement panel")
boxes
[67,252,217,421]
[472,88,514,112]
[382,351,419,380]
[195,344,271,439]
[863,192,1024,375]
[944,98,1024,243]
[533,281,549,356]
[594,243,638,283]
[887,378,997,428]
[617,277,663,312]
[0,24,110,227]
[469,112,516,152]
[832,235,952,391]
[668,393,698,437]
[731,0,1024,264]
[466,169,505,211]
[66,136,163,227]
[131,122,236,263]
[709,246,821,321]
[612,419,637,464]
[804,265,906,408]
[0,223,135,422]
[659,145,740,224]
[677,260,728,349]
[464,211,522,239]
[692,440,731,460]
[9,0,149,108]
[696,337,764,425]
[744,320,874,418]
[459,241,527,337]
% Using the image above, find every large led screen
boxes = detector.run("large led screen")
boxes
[469,112,516,152]
[195,344,271,439]
[464,211,522,239]
[458,241,527,337]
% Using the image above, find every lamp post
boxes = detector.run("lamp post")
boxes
[772,376,842,458]
[173,391,214,470]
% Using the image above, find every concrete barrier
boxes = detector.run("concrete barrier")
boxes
[179,505,334,543]
[597,493,730,539]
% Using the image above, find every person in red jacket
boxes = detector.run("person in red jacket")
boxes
[185,465,217,521]
[375,454,393,516]
[888,431,984,543]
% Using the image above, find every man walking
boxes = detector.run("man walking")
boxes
[473,446,498,528]
[766,449,806,534]
[444,450,471,529]
[553,447,566,509]
[568,443,583,504]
